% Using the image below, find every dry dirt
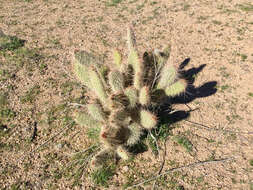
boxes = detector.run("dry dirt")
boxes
[0,0,253,189]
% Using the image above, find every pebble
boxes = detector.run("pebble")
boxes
[55,143,64,150]
[122,166,129,172]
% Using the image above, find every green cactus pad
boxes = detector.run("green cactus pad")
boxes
[128,49,139,69]
[162,45,171,58]
[109,109,128,125]
[127,122,142,146]
[108,70,124,92]
[116,145,131,160]
[124,87,138,108]
[133,71,143,90]
[87,103,106,122]
[165,79,187,97]
[127,27,143,89]
[100,125,130,147]
[74,112,102,128]
[113,50,121,69]
[89,68,108,105]
[73,50,104,89]
[157,64,178,89]
[73,59,91,88]
[128,49,143,90]
[74,50,100,67]
[109,93,129,109]
[140,110,157,129]
[127,26,136,51]
[153,47,170,69]
[139,86,150,106]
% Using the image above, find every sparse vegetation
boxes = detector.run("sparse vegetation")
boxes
[240,54,247,61]
[220,84,230,92]
[106,0,123,7]
[212,20,222,25]
[91,165,116,187]
[0,31,25,51]
[20,85,41,103]
[0,92,8,106]
[237,3,253,12]
[248,93,253,97]
[174,135,193,152]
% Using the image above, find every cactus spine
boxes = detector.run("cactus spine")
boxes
[72,27,187,169]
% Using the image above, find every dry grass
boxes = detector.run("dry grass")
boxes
[0,0,253,189]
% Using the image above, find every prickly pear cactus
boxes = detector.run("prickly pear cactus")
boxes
[72,27,187,169]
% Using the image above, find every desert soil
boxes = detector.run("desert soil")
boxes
[0,0,253,189]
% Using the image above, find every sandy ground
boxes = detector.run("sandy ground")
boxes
[0,0,253,189]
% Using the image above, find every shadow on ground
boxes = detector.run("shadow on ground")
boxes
[174,58,217,103]
[129,57,217,155]
[0,29,26,51]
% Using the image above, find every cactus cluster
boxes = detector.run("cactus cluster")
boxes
[72,27,187,169]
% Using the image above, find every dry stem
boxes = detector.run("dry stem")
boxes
[126,157,234,189]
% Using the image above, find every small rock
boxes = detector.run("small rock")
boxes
[55,143,64,150]
[122,166,129,172]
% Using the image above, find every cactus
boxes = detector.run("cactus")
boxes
[139,86,150,106]
[140,109,158,130]
[72,27,187,169]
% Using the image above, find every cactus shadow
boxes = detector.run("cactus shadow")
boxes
[127,58,216,155]
[127,105,190,155]
[179,57,191,70]
[0,30,26,51]
[128,141,148,155]
[127,58,217,156]
[172,58,217,104]
[139,58,216,154]
[155,104,190,133]
[159,108,190,125]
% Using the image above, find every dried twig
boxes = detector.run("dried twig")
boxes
[71,144,99,156]
[66,150,98,169]
[158,140,167,174]
[152,139,167,190]
[149,131,160,157]
[30,122,38,142]
[184,103,193,111]
[151,51,163,90]
[68,103,86,108]
[126,157,234,189]
[80,153,96,178]
[184,119,253,135]
[183,103,253,135]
